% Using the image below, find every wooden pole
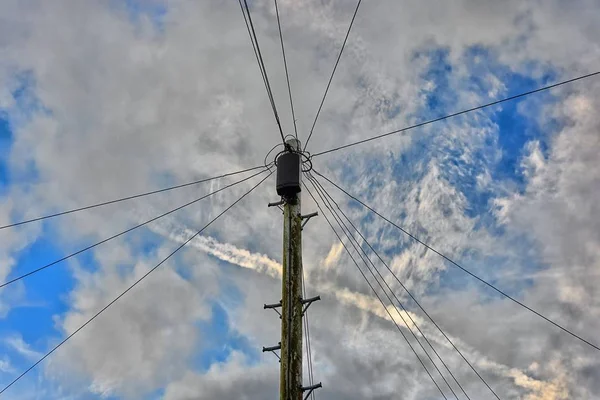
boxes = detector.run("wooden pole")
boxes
[280,138,303,400]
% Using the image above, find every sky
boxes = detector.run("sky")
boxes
[0,0,599,399]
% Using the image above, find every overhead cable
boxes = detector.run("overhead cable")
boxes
[302,272,316,399]
[0,169,269,289]
[238,0,287,144]
[274,0,299,140]
[303,179,449,399]
[0,165,266,230]
[308,172,466,399]
[312,172,500,399]
[315,169,600,353]
[306,173,457,399]
[0,171,272,396]
[303,0,363,151]
[311,71,600,157]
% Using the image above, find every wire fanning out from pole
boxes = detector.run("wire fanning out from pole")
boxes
[238,0,287,144]
[5,4,597,396]
[306,173,459,398]
[303,178,449,399]
[303,0,363,152]
[274,0,299,141]
[308,172,468,400]
[310,173,500,399]
[0,165,266,230]
[310,71,600,157]
[0,169,270,289]
[314,169,600,353]
[302,272,316,400]
[0,171,273,396]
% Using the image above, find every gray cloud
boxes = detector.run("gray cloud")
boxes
[0,0,599,399]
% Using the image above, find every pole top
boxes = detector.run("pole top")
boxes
[286,138,301,152]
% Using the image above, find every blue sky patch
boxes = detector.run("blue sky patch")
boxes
[0,117,11,194]
[120,0,168,31]
[195,301,258,372]
[0,234,75,396]
[1,70,47,191]
[415,47,453,116]
[0,5,591,396]
[1,234,75,347]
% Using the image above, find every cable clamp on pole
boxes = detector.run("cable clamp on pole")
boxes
[262,343,282,362]
[300,211,318,230]
[301,295,321,316]
[301,382,322,400]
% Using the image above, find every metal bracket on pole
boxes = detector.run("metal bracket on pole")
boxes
[301,295,321,316]
[262,343,282,361]
[268,200,285,208]
[300,211,318,230]
[301,383,322,400]
[264,301,282,319]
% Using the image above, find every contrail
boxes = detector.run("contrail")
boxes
[149,218,565,399]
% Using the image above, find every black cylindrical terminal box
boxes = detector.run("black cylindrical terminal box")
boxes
[276,152,301,197]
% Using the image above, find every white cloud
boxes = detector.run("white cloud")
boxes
[46,242,217,398]
[5,335,42,361]
[0,356,13,374]
[0,0,599,398]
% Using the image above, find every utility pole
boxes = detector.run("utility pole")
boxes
[264,138,321,400]
[280,137,303,400]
